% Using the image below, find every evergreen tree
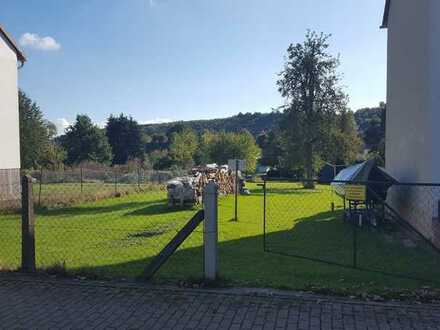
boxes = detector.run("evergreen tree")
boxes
[18,90,56,169]
[61,115,112,165]
[105,114,144,165]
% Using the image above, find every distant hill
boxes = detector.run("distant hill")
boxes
[141,107,384,143]
[141,112,283,137]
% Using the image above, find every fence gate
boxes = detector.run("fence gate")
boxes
[262,179,440,283]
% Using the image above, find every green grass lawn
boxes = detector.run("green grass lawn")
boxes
[1,182,440,294]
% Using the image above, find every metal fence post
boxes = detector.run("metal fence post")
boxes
[234,159,239,221]
[263,179,267,252]
[203,182,218,281]
[21,175,36,273]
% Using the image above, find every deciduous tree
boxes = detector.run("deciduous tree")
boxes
[169,127,199,168]
[277,31,348,187]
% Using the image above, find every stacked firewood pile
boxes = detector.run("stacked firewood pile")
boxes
[192,164,236,196]
[166,164,238,207]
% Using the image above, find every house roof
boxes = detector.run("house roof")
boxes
[0,25,26,65]
[381,0,391,29]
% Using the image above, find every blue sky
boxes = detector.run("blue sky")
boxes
[1,0,387,133]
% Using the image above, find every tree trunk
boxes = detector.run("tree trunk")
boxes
[303,142,315,189]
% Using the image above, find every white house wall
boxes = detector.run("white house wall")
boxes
[385,0,440,246]
[385,0,431,182]
[0,33,21,170]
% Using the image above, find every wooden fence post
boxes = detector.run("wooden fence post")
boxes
[21,175,36,272]
[203,182,218,281]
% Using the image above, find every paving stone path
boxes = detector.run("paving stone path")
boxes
[1,276,440,329]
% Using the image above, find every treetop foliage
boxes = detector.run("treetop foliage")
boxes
[276,31,356,183]
[19,90,64,169]
[105,114,144,165]
[60,114,113,166]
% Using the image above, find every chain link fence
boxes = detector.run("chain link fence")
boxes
[263,179,440,283]
[0,167,205,281]
[28,167,183,209]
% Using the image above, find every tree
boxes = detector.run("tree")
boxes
[169,127,199,168]
[39,143,67,170]
[145,133,168,153]
[258,130,284,168]
[166,123,186,139]
[199,130,260,172]
[105,114,144,165]
[19,90,56,169]
[354,103,386,164]
[277,31,348,187]
[231,131,261,172]
[322,110,363,166]
[336,110,363,164]
[195,130,216,165]
[61,115,112,165]
[148,149,173,170]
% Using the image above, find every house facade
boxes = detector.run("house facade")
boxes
[0,25,25,199]
[382,0,440,245]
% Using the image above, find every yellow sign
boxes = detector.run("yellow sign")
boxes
[345,185,366,201]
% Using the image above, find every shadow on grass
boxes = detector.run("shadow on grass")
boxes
[59,209,440,290]
[247,184,330,196]
[37,199,165,217]
[126,203,198,217]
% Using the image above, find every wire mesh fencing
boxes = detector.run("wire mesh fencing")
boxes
[263,180,353,267]
[357,182,440,281]
[263,179,440,283]
[33,195,203,280]
[0,169,22,270]
[28,167,178,209]
[0,167,206,281]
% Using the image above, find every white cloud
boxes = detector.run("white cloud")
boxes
[19,33,61,51]
[139,118,173,125]
[55,118,70,135]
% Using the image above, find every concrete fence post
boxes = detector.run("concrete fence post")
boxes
[21,175,36,272]
[203,182,218,281]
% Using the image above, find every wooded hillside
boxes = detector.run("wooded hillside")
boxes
[142,107,384,142]
[141,111,282,137]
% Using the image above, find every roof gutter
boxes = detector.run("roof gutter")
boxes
[0,25,27,66]
[381,0,391,29]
